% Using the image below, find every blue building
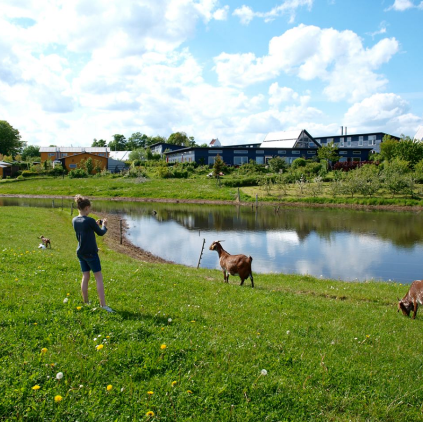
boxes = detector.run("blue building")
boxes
[163,129,375,166]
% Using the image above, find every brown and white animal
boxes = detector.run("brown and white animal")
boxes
[398,280,423,319]
[209,240,254,287]
[38,235,51,248]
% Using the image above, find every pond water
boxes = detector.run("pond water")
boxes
[2,197,423,283]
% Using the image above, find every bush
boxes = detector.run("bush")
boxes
[21,170,39,178]
[68,168,88,179]
[291,158,307,170]
[221,176,262,187]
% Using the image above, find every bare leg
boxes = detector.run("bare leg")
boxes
[81,271,90,303]
[93,271,107,307]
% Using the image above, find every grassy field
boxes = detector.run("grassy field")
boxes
[1,206,423,421]
[3,175,423,207]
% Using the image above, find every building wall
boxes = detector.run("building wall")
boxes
[62,153,108,174]
[41,150,109,162]
[166,146,371,165]
[0,167,3,178]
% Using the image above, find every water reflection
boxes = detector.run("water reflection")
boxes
[2,197,423,282]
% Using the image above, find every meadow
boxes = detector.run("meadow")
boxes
[1,206,423,421]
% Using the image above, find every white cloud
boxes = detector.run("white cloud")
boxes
[233,0,313,25]
[214,24,399,102]
[344,93,423,135]
[387,0,423,11]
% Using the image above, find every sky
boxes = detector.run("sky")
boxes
[1,0,423,147]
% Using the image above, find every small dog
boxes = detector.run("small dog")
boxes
[39,235,51,248]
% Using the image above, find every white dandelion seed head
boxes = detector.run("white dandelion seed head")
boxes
[168,318,172,323]
[94,338,97,342]
[286,330,290,335]
[56,372,63,380]
[261,369,268,376]
[63,298,68,303]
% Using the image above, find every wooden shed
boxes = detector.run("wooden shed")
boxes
[60,153,108,174]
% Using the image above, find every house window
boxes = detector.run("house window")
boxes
[339,137,344,147]
[278,150,286,154]
[292,151,300,155]
[347,137,351,147]
[234,156,248,165]
[327,138,333,144]
[48,153,55,157]
[358,136,363,146]
[339,151,347,155]
[208,150,222,154]
[308,142,315,148]
[316,139,321,144]
[368,135,376,146]
[353,151,361,155]
[256,157,264,164]
[307,151,316,155]
[69,164,77,168]
[234,150,248,154]
[256,150,264,154]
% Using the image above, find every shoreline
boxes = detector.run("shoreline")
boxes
[1,193,423,212]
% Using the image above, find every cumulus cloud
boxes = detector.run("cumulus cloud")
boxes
[386,0,423,11]
[233,0,313,24]
[214,24,399,102]
[344,93,422,135]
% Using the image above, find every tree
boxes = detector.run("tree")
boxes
[380,135,398,163]
[268,156,288,173]
[127,132,149,150]
[92,138,107,147]
[394,136,423,169]
[108,134,127,151]
[213,154,225,177]
[0,120,25,157]
[317,142,340,169]
[21,145,40,160]
[168,132,195,147]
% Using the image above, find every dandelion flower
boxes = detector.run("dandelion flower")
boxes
[94,338,97,341]
[54,395,63,403]
[67,293,70,296]
[32,385,41,390]
[160,344,167,350]
[187,390,193,394]
[107,385,113,391]
[41,348,48,354]
[261,369,268,376]
[147,391,154,395]
[120,387,124,392]
[106,335,110,339]
[96,344,104,351]
[168,318,172,323]
[33,323,37,325]
[56,372,63,380]
[286,330,290,335]
[366,335,370,338]
[63,298,68,303]
[76,306,82,311]
[146,411,155,417]
[172,381,177,387]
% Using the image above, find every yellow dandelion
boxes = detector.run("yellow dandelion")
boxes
[76,306,82,311]
[146,411,155,417]
[32,385,41,390]
[106,335,110,339]
[41,348,48,354]
[191,320,196,323]
[147,391,154,395]
[67,293,70,296]
[50,363,55,367]
[187,390,193,394]
[171,381,177,387]
[366,335,370,338]
[160,344,166,350]
[96,344,104,351]
[106,385,113,391]
[54,395,63,403]
[33,323,37,325]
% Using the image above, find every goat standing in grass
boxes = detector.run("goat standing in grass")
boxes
[209,240,254,287]
[398,279,423,319]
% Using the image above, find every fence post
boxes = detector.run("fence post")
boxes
[71,202,74,216]
[255,194,258,209]
[197,238,206,269]
[120,219,123,245]
[52,200,54,208]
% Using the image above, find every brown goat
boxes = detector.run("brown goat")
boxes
[398,280,423,319]
[209,240,254,287]
[39,235,51,248]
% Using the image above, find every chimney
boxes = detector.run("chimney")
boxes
[341,126,343,136]
[345,127,347,135]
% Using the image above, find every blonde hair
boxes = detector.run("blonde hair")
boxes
[74,194,91,210]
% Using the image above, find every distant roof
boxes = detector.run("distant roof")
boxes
[0,161,12,167]
[415,126,423,141]
[260,130,312,148]
[109,151,130,161]
[39,147,108,153]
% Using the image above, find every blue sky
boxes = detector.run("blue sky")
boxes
[1,0,422,147]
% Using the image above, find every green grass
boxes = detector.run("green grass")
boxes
[1,206,423,421]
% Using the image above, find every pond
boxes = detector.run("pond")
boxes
[2,197,423,283]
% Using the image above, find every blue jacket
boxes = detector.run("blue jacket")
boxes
[72,215,107,255]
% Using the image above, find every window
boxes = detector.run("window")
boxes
[339,151,347,155]
[256,150,264,154]
[339,137,344,147]
[347,137,351,147]
[308,142,315,148]
[358,136,363,146]
[234,156,248,165]
[307,151,316,155]
[316,139,321,144]
[292,151,300,155]
[208,149,222,154]
[48,153,55,157]
[256,157,264,164]
[368,135,376,146]
[69,164,77,168]
[327,138,333,144]
[234,150,248,154]
[353,151,361,155]
[278,150,286,154]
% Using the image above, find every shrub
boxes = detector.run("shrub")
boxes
[21,170,39,178]
[221,176,262,187]
[291,158,307,170]
[69,168,88,179]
